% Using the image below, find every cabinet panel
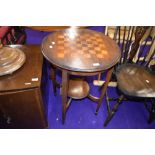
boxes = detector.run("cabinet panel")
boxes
[0,88,47,129]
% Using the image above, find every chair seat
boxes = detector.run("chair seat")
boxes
[116,64,155,98]
[68,79,90,99]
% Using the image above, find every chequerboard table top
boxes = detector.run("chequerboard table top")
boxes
[42,29,121,72]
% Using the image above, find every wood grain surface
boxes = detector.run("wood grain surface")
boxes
[0,45,43,92]
[116,64,155,97]
[27,26,87,32]
[42,28,121,72]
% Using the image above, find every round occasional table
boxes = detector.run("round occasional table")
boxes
[27,26,87,32]
[42,28,121,123]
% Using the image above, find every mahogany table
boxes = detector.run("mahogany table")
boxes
[42,28,121,123]
[27,26,87,32]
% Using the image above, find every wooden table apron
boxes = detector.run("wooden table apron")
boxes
[41,29,121,123]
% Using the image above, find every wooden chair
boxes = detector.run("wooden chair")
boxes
[104,26,155,127]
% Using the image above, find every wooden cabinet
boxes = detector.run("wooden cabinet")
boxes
[0,45,47,128]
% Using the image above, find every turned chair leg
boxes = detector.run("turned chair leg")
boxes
[104,95,124,127]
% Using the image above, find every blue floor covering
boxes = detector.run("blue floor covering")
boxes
[25,26,155,129]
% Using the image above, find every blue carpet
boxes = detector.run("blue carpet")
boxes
[25,26,155,129]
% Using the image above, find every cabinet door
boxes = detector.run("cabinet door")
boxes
[0,88,47,129]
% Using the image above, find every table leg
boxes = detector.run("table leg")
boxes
[50,66,57,96]
[61,70,69,124]
[95,67,114,114]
